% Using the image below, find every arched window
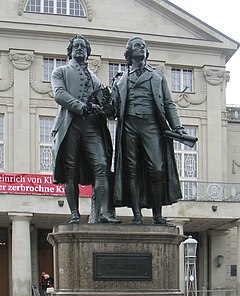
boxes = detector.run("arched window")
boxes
[25,0,86,17]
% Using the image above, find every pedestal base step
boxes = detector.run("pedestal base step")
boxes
[51,290,183,296]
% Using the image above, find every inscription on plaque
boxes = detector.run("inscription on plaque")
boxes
[93,253,152,281]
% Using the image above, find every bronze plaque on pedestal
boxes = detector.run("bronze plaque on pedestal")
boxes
[93,253,152,281]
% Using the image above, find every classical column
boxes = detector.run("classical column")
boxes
[203,66,229,181]
[9,212,33,296]
[9,49,34,172]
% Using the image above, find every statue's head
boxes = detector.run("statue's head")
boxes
[124,36,149,65]
[67,34,91,60]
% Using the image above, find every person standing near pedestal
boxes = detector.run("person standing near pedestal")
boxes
[40,272,54,296]
[112,36,186,225]
[51,34,120,224]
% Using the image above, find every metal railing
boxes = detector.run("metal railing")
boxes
[197,288,237,296]
[181,181,240,202]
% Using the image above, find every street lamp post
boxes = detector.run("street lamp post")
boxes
[183,235,198,296]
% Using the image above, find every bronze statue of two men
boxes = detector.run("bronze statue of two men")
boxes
[51,34,186,225]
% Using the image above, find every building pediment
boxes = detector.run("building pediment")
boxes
[134,0,239,48]
[135,0,216,41]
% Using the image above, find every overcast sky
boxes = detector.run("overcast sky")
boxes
[169,0,240,105]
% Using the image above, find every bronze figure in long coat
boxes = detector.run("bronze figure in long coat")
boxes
[112,36,185,225]
[51,58,112,185]
[51,34,120,224]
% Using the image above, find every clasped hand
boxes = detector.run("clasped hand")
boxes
[173,126,188,136]
[83,102,102,115]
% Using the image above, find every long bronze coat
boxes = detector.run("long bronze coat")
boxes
[112,65,182,208]
[51,59,112,184]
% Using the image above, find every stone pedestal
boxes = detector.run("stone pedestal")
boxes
[48,223,184,296]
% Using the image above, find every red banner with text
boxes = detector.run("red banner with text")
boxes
[0,173,92,197]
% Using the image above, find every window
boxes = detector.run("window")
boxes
[26,0,41,12]
[43,57,66,81]
[171,68,193,93]
[40,116,54,172]
[231,265,237,277]
[0,115,4,170]
[57,0,67,14]
[44,0,54,13]
[25,0,86,16]
[174,127,198,200]
[109,63,126,86]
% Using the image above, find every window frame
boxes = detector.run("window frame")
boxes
[25,0,86,17]
[174,126,198,200]
[171,67,194,93]
[108,62,126,87]
[39,116,54,173]
[42,57,67,82]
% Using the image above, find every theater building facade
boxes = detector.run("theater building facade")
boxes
[0,0,239,295]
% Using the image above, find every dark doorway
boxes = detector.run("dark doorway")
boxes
[0,228,9,296]
[38,229,54,296]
